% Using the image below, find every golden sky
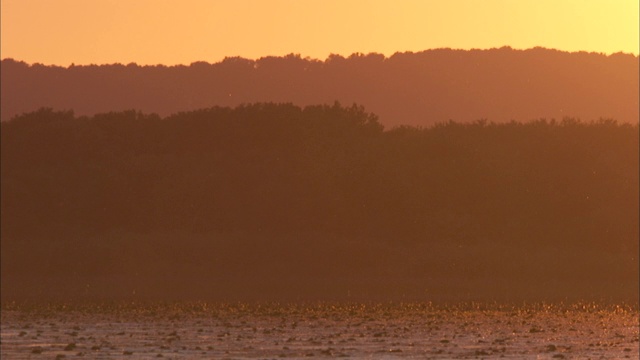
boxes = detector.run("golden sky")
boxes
[1,0,638,66]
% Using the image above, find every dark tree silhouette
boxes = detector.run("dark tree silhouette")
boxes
[2,47,638,126]
[1,104,637,302]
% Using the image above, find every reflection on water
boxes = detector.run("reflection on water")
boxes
[1,303,638,359]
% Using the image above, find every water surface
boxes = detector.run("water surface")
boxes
[2,303,638,359]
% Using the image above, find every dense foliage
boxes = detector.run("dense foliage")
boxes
[1,104,638,301]
[2,47,638,126]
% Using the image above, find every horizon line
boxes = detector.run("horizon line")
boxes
[2,46,638,68]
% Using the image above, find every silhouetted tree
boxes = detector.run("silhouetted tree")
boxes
[1,105,637,302]
[2,48,638,125]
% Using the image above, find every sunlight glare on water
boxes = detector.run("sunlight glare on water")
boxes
[1,302,638,359]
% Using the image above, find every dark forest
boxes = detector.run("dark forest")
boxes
[1,104,637,302]
[2,47,638,126]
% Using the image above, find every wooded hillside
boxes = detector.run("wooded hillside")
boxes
[2,47,637,126]
[1,104,638,302]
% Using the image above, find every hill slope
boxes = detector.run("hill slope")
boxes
[2,47,638,126]
[2,105,638,302]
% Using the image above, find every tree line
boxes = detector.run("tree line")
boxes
[2,47,638,126]
[1,104,638,302]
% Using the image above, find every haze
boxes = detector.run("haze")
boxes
[2,0,638,66]
[1,0,638,305]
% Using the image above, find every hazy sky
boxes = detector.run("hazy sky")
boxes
[1,0,638,66]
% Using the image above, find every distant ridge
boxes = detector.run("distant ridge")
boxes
[2,47,638,126]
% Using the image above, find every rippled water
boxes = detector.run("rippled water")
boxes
[1,303,638,359]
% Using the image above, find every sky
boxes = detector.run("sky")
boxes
[1,0,638,66]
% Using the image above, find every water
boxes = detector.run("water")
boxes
[1,303,638,359]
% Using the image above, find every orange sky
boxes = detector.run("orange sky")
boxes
[1,0,638,66]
